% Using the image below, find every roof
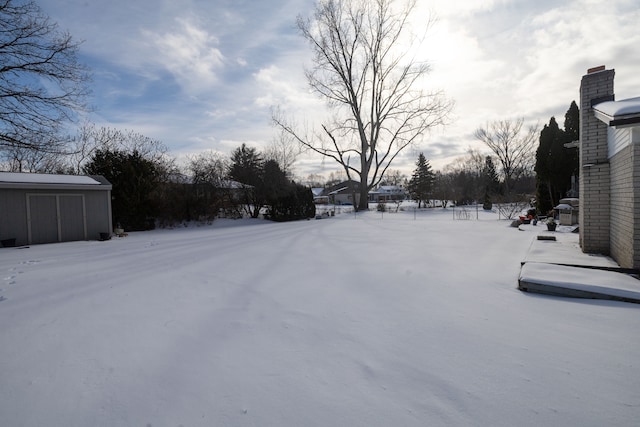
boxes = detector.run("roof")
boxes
[0,172,100,185]
[593,96,640,127]
[328,186,349,195]
[321,180,360,196]
[0,172,112,190]
[371,185,405,194]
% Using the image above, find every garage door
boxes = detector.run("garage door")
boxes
[27,194,87,244]
[59,195,85,241]
[28,195,58,244]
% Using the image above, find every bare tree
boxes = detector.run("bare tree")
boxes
[187,151,236,219]
[66,123,123,174]
[0,132,66,172]
[263,129,300,178]
[474,118,538,197]
[380,168,407,186]
[0,0,89,153]
[273,0,452,210]
[66,123,171,174]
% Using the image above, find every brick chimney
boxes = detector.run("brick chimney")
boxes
[579,66,614,254]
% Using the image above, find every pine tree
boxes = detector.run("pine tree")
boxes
[229,144,264,218]
[536,115,575,214]
[482,156,500,194]
[407,153,435,208]
[482,156,500,209]
[84,149,159,230]
[563,101,580,180]
[564,101,579,143]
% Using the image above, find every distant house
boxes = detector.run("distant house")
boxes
[579,66,640,269]
[368,185,406,203]
[320,180,361,205]
[312,187,328,204]
[0,172,112,246]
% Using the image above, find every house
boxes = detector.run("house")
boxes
[368,185,406,203]
[321,180,361,205]
[0,172,113,246]
[312,187,328,204]
[579,66,640,269]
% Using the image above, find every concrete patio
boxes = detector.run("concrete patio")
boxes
[518,224,640,304]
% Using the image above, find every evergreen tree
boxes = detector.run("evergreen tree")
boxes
[229,144,264,218]
[228,147,315,221]
[563,101,580,182]
[407,153,435,208]
[564,101,579,142]
[84,149,159,230]
[536,117,569,214]
[534,101,580,215]
[483,156,500,194]
[482,156,500,209]
[263,159,289,208]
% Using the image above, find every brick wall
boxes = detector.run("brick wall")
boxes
[610,143,633,267]
[634,134,640,269]
[579,68,614,254]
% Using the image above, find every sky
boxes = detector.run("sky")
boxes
[36,0,640,179]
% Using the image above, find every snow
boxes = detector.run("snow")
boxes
[1,208,639,426]
[554,203,573,210]
[520,225,619,269]
[0,172,100,185]
[593,96,640,118]
[521,262,640,301]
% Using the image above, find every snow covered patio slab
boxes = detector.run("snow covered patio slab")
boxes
[519,262,640,304]
[520,225,619,269]
[519,225,640,303]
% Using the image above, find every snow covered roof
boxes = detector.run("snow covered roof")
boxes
[0,172,99,185]
[371,185,404,194]
[593,96,640,127]
[0,172,111,190]
[554,203,574,210]
[328,186,349,195]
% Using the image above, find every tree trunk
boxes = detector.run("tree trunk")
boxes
[547,181,554,213]
[358,186,369,211]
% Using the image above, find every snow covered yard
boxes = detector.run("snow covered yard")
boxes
[1,208,639,427]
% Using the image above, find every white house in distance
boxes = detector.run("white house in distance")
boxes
[314,181,406,205]
[368,185,405,203]
[579,66,640,269]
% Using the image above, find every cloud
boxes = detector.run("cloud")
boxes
[142,17,225,93]
[34,0,640,178]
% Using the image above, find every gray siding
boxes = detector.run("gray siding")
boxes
[59,195,86,242]
[0,187,111,246]
[0,188,30,246]
[28,195,59,244]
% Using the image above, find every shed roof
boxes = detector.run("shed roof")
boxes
[593,96,640,127]
[0,172,99,185]
[0,172,111,190]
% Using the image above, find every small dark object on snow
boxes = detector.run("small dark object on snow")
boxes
[1,238,16,247]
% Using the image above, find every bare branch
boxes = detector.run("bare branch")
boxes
[474,118,538,196]
[0,0,90,154]
[274,0,452,210]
